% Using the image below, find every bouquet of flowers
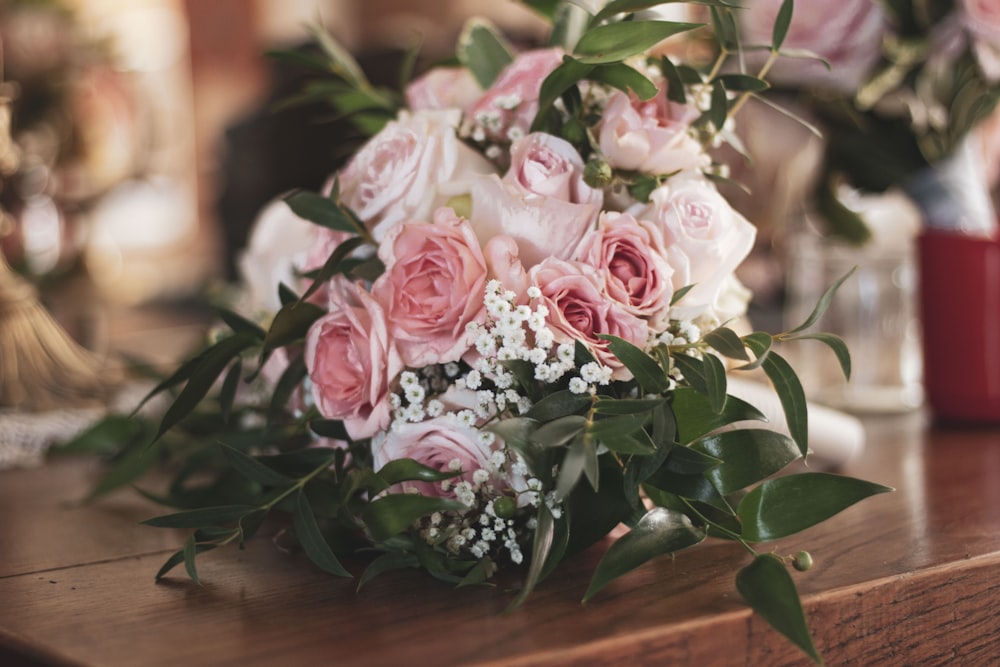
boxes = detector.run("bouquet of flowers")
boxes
[738,0,1000,240]
[67,1,891,663]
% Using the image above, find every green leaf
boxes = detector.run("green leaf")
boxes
[556,436,588,501]
[714,73,770,93]
[299,235,367,304]
[220,444,293,487]
[703,326,750,361]
[85,435,163,501]
[771,0,795,51]
[671,353,708,394]
[377,459,461,486]
[309,419,351,441]
[532,57,594,132]
[573,21,701,64]
[784,267,857,335]
[589,62,658,100]
[183,535,201,585]
[671,387,767,444]
[593,0,738,24]
[154,334,258,441]
[703,353,728,414]
[670,283,696,306]
[583,507,706,601]
[599,335,669,393]
[267,353,307,423]
[143,505,258,529]
[593,396,665,415]
[357,551,419,592]
[531,415,587,448]
[737,331,773,371]
[255,448,338,477]
[709,78,728,131]
[691,429,801,494]
[362,495,466,543]
[52,414,145,458]
[527,390,591,421]
[739,472,893,542]
[262,300,325,353]
[595,429,657,455]
[154,543,217,581]
[283,190,360,234]
[506,502,555,611]
[736,554,821,664]
[218,359,242,424]
[784,332,852,381]
[456,19,513,88]
[743,339,808,457]
[587,413,648,439]
[659,55,687,104]
[293,490,351,577]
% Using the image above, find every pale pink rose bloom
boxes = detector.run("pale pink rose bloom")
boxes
[305,279,403,441]
[338,109,495,243]
[371,418,494,498]
[238,198,319,314]
[740,0,887,94]
[530,257,648,379]
[631,172,756,322]
[597,87,709,175]
[470,133,601,267]
[465,47,564,144]
[372,208,488,367]
[575,212,675,328]
[961,0,1000,79]
[482,234,531,297]
[406,66,483,111]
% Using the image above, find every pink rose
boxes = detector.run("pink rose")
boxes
[372,208,488,367]
[470,133,601,267]
[483,234,530,297]
[338,109,495,242]
[740,0,887,93]
[962,0,1000,80]
[631,173,756,322]
[465,48,564,145]
[575,212,675,327]
[305,279,403,440]
[371,418,493,498]
[597,87,709,175]
[406,66,483,111]
[529,257,648,379]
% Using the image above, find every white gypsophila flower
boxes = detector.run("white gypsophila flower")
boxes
[527,285,542,299]
[426,399,444,417]
[569,377,589,394]
[444,362,461,378]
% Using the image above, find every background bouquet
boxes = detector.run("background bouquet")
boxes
[67,1,891,663]
[737,0,1000,241]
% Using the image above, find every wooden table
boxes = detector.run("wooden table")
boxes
[2,409,999,666]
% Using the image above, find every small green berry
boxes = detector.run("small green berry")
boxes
[493,496,517,519]
[584,158,613,189]
[792,550,813,572]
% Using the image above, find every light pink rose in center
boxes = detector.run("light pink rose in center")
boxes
[530,257,648,379]
[470,132,602,267]
[630,172,756,322]
[372,208,489,367]
[740,0,887,93]
[597,86,709,175]
[574,211,675,328]
[338,109,495,242]
[371,417,494,498]
[305,279,403,441]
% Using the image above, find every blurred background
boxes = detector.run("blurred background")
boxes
[0,0,546,348]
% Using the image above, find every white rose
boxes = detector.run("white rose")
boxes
[631,172,756,322]
[339,109,495,242]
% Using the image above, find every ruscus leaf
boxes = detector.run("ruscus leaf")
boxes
[293,490,351,577]
[738,472,894,542]
[363,495,466,543]
[737,554,821,664]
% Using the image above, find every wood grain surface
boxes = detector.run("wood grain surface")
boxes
[2,409,1000,666]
